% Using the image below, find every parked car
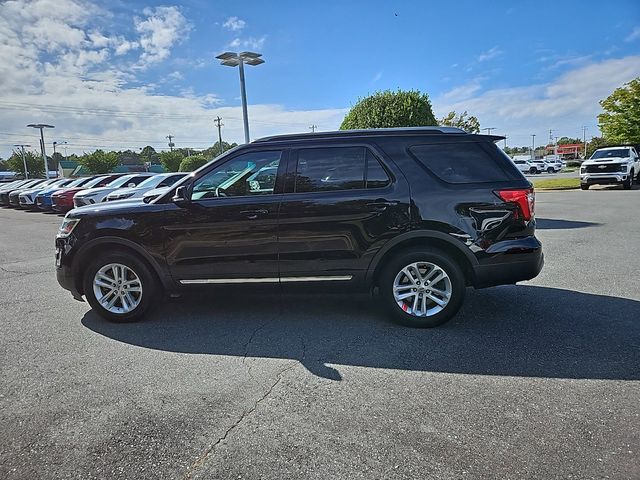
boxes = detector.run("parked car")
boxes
[56,127,543,328]
[512,159,539,174]
[18,178,72,209]
[540,157,562,173]
[1,179,46,206]
[105,173,187,202]
[73,173,155,207]
[580,146,640,190]
[141,186,171,203]
[51,174,124,213]
[36,177,95,211]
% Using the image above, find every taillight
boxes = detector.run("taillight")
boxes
[495,188,535,221]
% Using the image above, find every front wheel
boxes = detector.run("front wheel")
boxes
[379,249,466,328]
[547,167,554,173]
[580,184,590,190]
[83,251,159,322]
[529,167,537,174]
[623,174,632,190]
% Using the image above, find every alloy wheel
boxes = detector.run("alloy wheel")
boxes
[392,261,452,317]
[92,263,143,314]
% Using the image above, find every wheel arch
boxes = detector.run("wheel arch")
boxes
[366,231,478,288]
[72,236,173,295]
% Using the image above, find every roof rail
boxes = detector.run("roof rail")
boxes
[253,126,466,143]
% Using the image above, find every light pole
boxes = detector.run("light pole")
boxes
[531,134,536,160]
[216,51,265,143]
[482,127,496,135]
[27,124,54,178]
[13,144,31,179]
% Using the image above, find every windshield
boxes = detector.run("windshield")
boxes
[106,175,136,188]
[135,175,165,189]
[82,176,112,188]
[63,177,89,188]
[591,149,629,159]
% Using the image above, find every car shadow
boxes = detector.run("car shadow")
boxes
[81,285,640,381]
[536,218,601,229]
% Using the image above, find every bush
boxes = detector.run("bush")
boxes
[159,151,184,172]
[340,89,437,130]
[78,150,119,174]
[179,155,208,172]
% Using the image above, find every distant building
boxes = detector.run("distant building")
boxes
[58,160,79,178]
[546,143,583,159]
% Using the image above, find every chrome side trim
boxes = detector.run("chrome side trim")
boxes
[179,275,353,285]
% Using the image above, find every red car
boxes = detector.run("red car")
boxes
[51,174,123,213]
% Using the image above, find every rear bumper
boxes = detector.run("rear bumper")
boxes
[473,236,544,288]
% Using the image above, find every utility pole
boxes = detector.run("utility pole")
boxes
[582,126,588,158]
[548,129,553,144]
[309,125,317,133]
[214,116,224,156]
[166,135,175,152]
[503,136,508,149]
[482,127,496,135]
[27,124,54,179]
[13,144,31,179]
[531,134,536,160]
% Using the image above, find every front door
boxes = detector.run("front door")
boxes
[277,144,411,285]
[163,149,286,284]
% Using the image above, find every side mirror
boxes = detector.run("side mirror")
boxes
[127,182,136,188]
[172,185,191,207]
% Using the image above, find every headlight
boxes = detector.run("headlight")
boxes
[58,218,80,238]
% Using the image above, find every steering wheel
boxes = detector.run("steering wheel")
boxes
[215,187,227,197]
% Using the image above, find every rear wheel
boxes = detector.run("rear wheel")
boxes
[623,173,632,190]
[83,251,159,322]
[529,167,536,174]
[580,184,590,190]
[547,167,554,173]
[379,249,466,328]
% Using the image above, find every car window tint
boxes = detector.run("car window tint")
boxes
[409,143,511,184]
[366,150,390,188]
[295,147,365,192]
[192,151,281,200]
[158,175,184,187]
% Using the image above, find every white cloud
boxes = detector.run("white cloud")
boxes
[477,46,503,62]
[223,16,246,31]
[372,71,382,82]
[228,36,266,50]
[441,80,483,101]
[433,55,640,145]
[135,6,190,66]
[625,26,640,42]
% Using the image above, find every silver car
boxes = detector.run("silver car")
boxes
[105,173,187,202]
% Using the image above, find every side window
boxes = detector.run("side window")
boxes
[295,147,365,193]
[130,176,150,186]
[409,143,513,184]
[191,151,282,200]
[366,150,390,188]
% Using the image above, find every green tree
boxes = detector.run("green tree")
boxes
[585,136,610,158]
[159,151,185,172]
[557,136,582,145]
[340,90,437,130]
[78,150,119,174]
[6,149,44,177]
[0,157,7,170]
[598,77,640,144]
[139,145,159,164]
[179,154,208,172]
[201,141,238,158]
[439,110,480,133]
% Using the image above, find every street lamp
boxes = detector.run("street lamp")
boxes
[13,144,31,179]
[216,51,265,143]
[27,124,54,178]
[53,140,69,161]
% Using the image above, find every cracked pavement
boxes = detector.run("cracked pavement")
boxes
[1,191,639,479]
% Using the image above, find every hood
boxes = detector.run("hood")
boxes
[583,156,630,165]
[67,197,155,218]
[75,186,112,197]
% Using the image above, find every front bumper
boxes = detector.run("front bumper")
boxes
[580,173,628,185]
[473,235,544,288]
[19,195,35,206]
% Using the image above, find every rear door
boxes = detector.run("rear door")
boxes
[277,143,411,285]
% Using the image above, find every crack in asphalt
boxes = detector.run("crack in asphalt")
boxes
[181,363,295,480]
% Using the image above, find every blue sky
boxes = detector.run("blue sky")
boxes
[1,0,639,156]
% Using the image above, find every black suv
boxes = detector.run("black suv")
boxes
[56,127,543,327]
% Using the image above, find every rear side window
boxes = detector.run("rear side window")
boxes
[409,142,514,184]
[294,147,391,193]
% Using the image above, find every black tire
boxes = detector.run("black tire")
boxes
[82,251,159,322]
[580,184,590,190]
[623,174,632,190]
[547,167,554,173]
[379,248,466,328]
[529,167,536,174]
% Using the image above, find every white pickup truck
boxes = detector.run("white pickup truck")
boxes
[580,146,640,190]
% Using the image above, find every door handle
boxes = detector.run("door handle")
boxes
[240,209,269,219]
[366,201,398,211]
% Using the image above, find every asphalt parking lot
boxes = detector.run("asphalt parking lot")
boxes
[1,189,639,480]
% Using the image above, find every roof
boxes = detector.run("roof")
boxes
[253,126,469,144]
[71,165,90,176]
[148,164,166,173]
[59,160,78,169]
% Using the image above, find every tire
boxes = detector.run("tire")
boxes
[82,251,159,322]
[379,248,466,328]
[529,167,536,174]
[580,184,590,190]
[623,174,632,190]
[547,167,554,174]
